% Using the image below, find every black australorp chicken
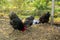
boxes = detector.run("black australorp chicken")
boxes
[9,12,26,32]
[39,12,50,23]
[24,16,34,27]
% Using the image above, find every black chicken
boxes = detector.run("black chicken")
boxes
[39,12,50,23]
[9,12,27,32]
[24,16,34,27]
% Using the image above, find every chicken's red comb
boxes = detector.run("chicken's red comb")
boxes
[21,26,27,32]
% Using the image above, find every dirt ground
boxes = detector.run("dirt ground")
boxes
[0,18,60,40]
